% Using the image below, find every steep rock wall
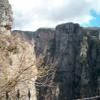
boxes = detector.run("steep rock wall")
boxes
[1,0,99,99]
[0,0,38,100]
[14,23,100,100]
[33,23,100,100]
[0,34,37,100]
[13,23,100,100]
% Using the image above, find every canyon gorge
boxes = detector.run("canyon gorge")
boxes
[0,0,100,100]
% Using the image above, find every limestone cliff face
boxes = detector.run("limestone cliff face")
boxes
[0,34,37,100]
[17,24,100,100]
[0,0,13,34]
[33,23,84,100]
[54,23,84,100]
[0,0,37,100]
[0,0,100,99]
[15,23,100,100]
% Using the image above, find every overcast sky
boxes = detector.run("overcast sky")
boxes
[9,0,100,31]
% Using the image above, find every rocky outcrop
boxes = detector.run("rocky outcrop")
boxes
[0,0,100,99]
[0,0,13,34]
[0,0,37,100]
[80,33,100,98]
[54,23,83,100]
[0,34,37,100]
[34,28,56,100]
[13,23,100,100]
[29,23,100,100]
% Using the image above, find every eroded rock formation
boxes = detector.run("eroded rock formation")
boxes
[0,0,100,100]
[0,0,37,100]
[0,34,37,100]
[0,0,12,34]
[14,23,100,100]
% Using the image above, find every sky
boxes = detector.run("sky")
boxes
[9,0,100,31]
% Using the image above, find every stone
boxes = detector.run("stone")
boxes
[0,0,13,34]
[14,23,100,100]
[0,0,37,100]
[0,34,37,100]
[1,0,100,99]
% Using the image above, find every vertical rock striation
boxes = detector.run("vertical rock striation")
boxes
[12,22,100,100]
[55,23,83,100]
[32,23,100,100]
